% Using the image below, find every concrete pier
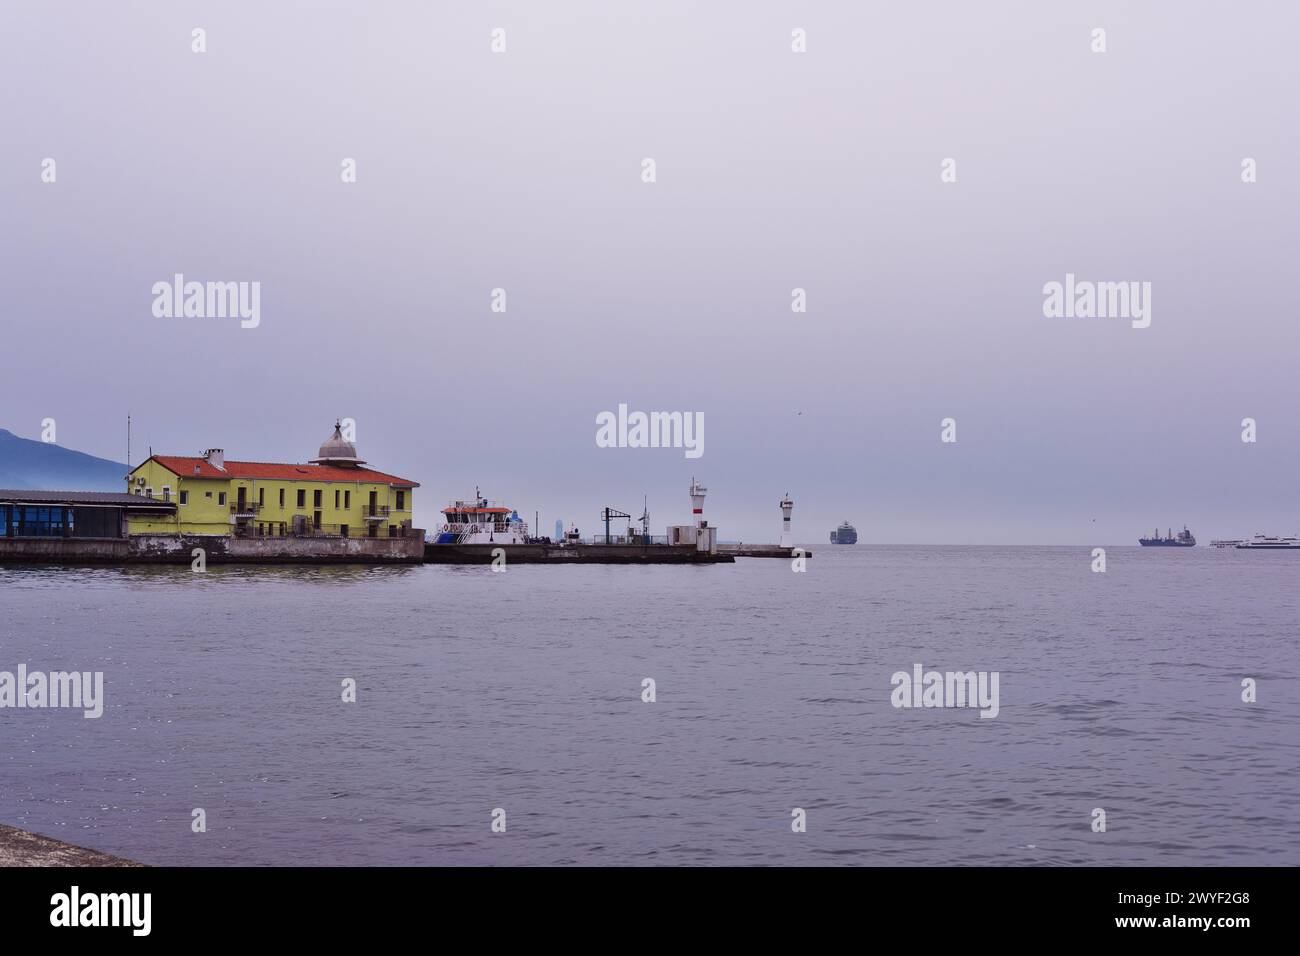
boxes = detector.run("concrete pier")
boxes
[424,543,734,564]
[0,824,140,867]
[717,544,811,558]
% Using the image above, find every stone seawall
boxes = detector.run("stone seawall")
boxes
[0,534,424,565]
[131,534,424,564]
[0,537,130,563]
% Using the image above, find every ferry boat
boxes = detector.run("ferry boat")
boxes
[431,488,529,545]
[1235,533,1300,550]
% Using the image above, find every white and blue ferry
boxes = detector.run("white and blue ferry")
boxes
[431,488,530,545]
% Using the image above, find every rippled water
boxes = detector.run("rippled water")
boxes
[1,546,1296,865]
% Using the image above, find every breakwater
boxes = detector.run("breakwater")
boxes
[423,542,734,564]
[717,543,810,558]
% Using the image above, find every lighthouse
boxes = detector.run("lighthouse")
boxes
[779,493,794,548]
[689,477,707,528]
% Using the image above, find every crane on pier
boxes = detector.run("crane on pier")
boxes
[600,506,631,545]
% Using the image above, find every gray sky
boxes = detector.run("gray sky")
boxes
[2,1,1297,543]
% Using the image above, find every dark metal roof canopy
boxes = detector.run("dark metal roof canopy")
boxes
[0,490,177,513]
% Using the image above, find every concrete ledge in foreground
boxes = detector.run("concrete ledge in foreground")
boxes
[0,824,141,867]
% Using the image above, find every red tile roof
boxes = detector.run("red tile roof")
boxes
[147,456,418,488]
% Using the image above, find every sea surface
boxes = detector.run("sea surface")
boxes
[1,546,1296,866]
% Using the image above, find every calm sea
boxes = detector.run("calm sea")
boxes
[1,546,1296,866]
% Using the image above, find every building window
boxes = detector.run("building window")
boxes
[258,488,265,506]
[205,491,212,499]
[145,487,153,498]
[396,491,405,511]
[313,490,322,508]
[334,490,340,508]
[344,490,351,509]
[297,489,306,508]
[162,486,172,501]
[218,492,226,506]
[279,488,285,507]
[12,506,67,537]
[179,491,188,505]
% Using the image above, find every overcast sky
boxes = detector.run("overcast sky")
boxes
[2,1,1297,543]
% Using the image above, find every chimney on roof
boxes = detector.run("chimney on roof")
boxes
[203,448,225,471]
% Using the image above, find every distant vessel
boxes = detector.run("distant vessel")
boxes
[1139,526,1195,547]
[1210,540,1244,548]
[1235,533,1300,550]
[830,520,857,545]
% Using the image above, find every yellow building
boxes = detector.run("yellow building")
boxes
[126,422,419,539]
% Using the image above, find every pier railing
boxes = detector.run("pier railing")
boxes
[579,534,670,546]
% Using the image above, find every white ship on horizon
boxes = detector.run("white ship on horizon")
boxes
[1235,533,1300,550]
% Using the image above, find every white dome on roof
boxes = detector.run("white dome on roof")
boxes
[310,420,366,466]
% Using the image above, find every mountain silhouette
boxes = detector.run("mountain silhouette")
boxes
[0,428,127,491]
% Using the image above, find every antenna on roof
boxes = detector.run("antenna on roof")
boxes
[126,414,131,469]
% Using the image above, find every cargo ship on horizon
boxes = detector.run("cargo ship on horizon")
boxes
[1139,526,1195,547]
[830,520,857,545]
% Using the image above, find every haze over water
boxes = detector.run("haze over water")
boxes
[2,546,1295,866]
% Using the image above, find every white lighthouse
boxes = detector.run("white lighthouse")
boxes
[779,493,794,548]
[689,477,707,528]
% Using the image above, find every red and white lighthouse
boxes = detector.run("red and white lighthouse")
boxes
[689,477,707,528]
